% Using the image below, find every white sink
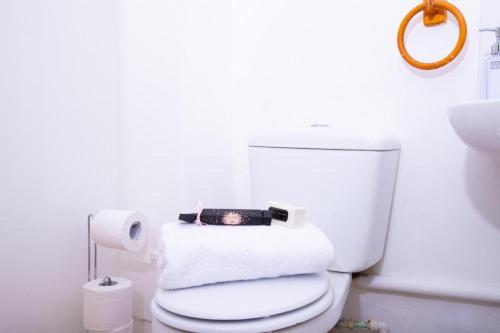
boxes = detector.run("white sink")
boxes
[448,99,500,158]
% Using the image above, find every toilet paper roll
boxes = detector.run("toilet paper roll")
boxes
[112,319,133,333]
[83,277,132,331]
[88,319,133,333]
[91,210,149,251]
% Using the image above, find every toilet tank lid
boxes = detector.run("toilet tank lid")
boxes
[249,128,401,151]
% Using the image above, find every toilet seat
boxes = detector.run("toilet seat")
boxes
[155,273,330,320]
[151,272,352,333]
[152,285,333,333]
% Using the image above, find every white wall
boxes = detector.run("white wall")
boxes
[0,1,121,332]
[229,0,500,284]
[117,0,235,322]
[230,0,500,331]
[119,0,500,331]
[3,0,498,330]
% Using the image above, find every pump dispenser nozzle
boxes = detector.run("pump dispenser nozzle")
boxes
[480,27,500,55]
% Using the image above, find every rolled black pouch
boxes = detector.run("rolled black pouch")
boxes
[178,209,273,226]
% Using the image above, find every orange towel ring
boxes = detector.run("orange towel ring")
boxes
[397,0,467,70]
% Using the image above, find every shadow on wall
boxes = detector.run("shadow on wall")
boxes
[133,288,145,319]
[464,150,500,229]
[120,256,159,321]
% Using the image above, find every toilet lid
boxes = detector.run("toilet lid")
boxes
[151,272,352,333]
[155,272,330,320]
[152,285,335,333]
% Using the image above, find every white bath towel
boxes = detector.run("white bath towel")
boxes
[158,222,334,290]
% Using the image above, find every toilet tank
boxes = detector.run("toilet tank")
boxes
[248,128,400,273]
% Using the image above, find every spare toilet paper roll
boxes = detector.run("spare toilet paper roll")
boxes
[91,210,149,251]
[83,277,132,331]
[88,319,133,333]
[111,319,133,333]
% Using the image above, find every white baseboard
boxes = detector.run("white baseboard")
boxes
[354,275,500,305]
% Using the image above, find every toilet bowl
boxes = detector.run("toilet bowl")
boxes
[151,272,351,333]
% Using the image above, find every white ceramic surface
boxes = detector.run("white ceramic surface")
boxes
[249,127,400,151]
[151,272,351,333]
[249,129,400,272]
[155,273,330,320]
[448,99,500,159]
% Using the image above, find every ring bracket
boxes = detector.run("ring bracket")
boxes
[424,0,447,26]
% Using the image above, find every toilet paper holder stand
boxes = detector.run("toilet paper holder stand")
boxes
[87,212,157,282]
[87,214,98,282]
[88,214,117,285]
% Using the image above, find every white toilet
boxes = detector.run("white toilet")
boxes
[151,128,400,333]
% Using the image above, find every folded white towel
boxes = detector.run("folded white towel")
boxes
[158,222,334,290]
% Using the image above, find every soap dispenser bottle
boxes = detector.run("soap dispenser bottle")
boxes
[479,27,500,99]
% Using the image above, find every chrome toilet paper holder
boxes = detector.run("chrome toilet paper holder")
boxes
[87,211,156,284]
[88,214,118,286]
[87,214,97,282]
